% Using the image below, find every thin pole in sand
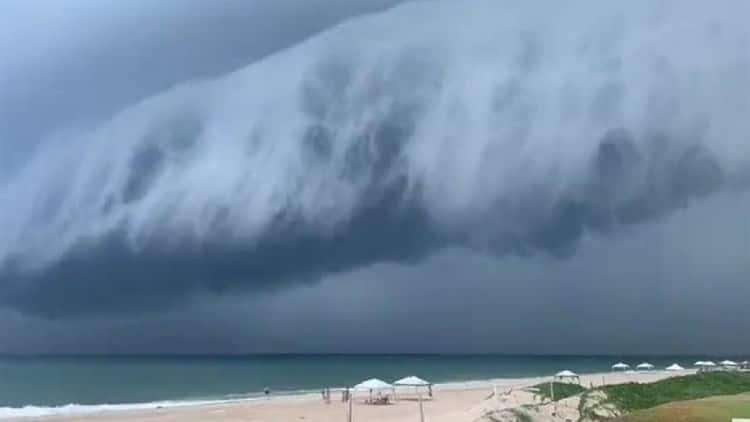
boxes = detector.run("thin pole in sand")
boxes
[550,380,557,417]
[418,393,425,422]
[347,395,353,422]
[550,380,554,402]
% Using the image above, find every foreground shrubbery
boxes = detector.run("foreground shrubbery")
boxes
[529,381,586,401]
[482,373,750,422]
[602,372,750,412]
[616,394,750,422]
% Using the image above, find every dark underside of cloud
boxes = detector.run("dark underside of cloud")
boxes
[0,127,728,317]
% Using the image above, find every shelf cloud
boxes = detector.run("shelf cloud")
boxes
[1,0,749,320]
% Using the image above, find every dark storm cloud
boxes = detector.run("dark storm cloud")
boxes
[1,0,750,321]
[0,127,730,317]
[1,192,748,354]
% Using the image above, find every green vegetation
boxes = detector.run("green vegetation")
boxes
[615,393,750,422]
[602,372,750,412]
[530,381,586,401]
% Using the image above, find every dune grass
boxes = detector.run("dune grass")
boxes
[602,372,750,412]
[615,393,750,422]
[530,381,586,402]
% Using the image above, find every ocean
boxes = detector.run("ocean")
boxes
[0,354,728,417]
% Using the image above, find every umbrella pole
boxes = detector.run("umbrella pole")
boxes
[347,394,353,422]
[419,393,425,422]
[550,380,554,402]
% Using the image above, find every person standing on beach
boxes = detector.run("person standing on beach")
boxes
[264,387,270,399]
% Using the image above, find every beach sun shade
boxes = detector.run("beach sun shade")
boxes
[612,362,630,370]
[394,376,431,386]
[555,370,578,377]
[666,364,684,371]
[721,360,738,366]
[636,362,655,370]
[353,378,393,391]
[704,361,717,367]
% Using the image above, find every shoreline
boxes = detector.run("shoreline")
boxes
[2,369,697,421]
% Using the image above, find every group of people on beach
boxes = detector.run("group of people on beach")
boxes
[319,385,432,404]
[320,387,351,403]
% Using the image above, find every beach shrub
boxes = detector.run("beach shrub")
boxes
[614,394,750,422]
[530,381,587,402]
[601,372,750,412]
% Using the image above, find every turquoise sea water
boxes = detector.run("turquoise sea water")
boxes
[0,355,736,412]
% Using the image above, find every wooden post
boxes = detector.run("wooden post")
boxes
[550,379,556,417]
[550,380,554,402]
[347,394,353,422]
[419,393,425,422]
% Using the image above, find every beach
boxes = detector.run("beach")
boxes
[11,370,695,422]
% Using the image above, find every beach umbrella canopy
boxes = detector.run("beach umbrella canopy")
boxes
[704,361,717,367]
[666,364,684,371]
[636,362,655,370]
[353,378,392,391]
[721,360,738,366]
[612,363,630,370]
[394,376,431,386]
[694,361,707,367]
[555,370,578,377]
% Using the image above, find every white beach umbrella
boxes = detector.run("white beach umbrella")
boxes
[612,362,630,371]
[704,361,717,367]
[636,362,655,370]
[394,376,431,386]
[353,378,394,404]
[554,370,580,384]
[721,360,738,367]
[555,370,578,378]
[353,378,392,391]
[393,376,432,400]
[694,361,707,367]
[666,364,684,371]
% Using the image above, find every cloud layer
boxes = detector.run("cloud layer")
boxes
[1,0,750,317]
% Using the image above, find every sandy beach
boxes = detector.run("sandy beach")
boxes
[12,370,695,422]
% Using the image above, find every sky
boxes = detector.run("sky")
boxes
[0,0,749,355]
